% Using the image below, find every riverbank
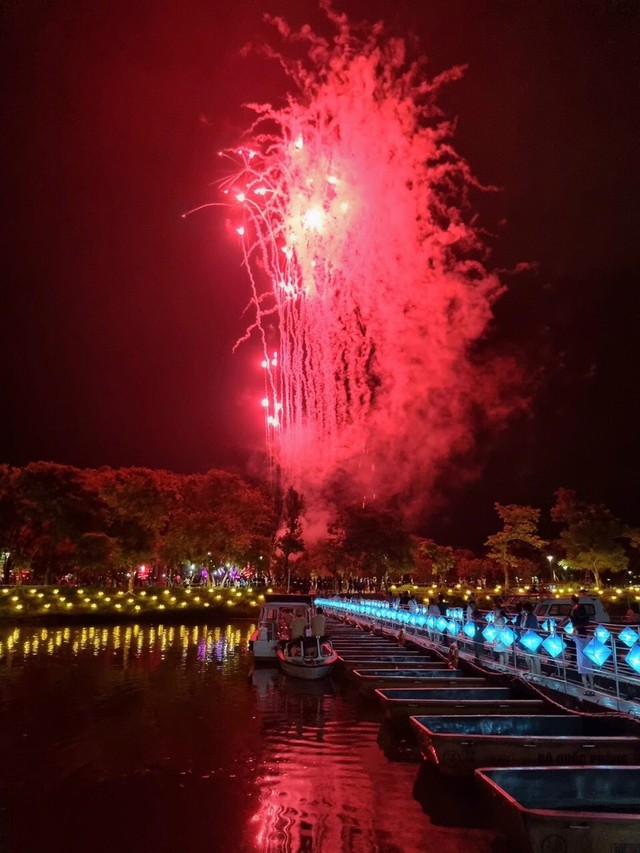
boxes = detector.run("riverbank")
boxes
[0,584,263,624]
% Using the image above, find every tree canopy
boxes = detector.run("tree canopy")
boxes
[485,503,547,588]
[552,488,628,588]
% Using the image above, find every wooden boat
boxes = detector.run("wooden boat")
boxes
[411,715,640,777]
[277,636,339,681]
[353,669,487,697]
[375,686,547,723]
[475,765,640,853]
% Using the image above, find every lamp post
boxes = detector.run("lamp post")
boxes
[547,555,556,582]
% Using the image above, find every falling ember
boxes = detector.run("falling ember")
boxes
[222,7,523,517]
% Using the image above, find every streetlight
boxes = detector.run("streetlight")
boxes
[547,555,556,582]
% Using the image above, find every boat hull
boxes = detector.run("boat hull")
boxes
[277,643,339,681]
[411,715,640,777]
[339,655,443,674]
[475,765,640,853]
[375,687,547,722]
[353,669,486,696]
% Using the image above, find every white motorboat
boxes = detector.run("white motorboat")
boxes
[249,594,315,663]
[277,635,339,681]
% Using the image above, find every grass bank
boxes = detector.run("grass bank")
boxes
[0,585,265,624]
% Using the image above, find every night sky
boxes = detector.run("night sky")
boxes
[1,0,639,547]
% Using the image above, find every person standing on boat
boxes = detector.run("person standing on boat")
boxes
[311,607,327,637]
[289,609,307,641]
[570,595,594,693]
[286,609,308,654]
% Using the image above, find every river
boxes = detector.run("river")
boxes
[0,622,502,852]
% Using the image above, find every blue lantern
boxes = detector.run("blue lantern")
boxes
[583,638,612,667]
[594,624,611,644]
[482,624,498,643]
[520,630,543,653]
[463,621,477,639]
[542,618,556,633]
[436,616,448,632]
[498,626,516,648]
[426,615,437,630]
[618,626,640,649]
[542,634,566,658]
[625,643,640,675]
[564,621,574,635]
[447,620,458,636]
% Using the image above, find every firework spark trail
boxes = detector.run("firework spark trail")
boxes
[224,9,523,519]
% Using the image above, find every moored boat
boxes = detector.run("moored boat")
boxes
[475,765,640,853]
[249,594,316,663]
[339,654,449,676]
[411,714,640,777]
[353,669,487,696]
[375,686,547,723]
[277,636,339,681]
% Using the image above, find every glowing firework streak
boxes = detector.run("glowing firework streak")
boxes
[223,9,516,512]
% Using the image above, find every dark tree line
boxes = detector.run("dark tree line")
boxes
[1,462,637,591]
[0,463,275,585]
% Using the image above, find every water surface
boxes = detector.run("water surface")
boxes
[0,623,501,852]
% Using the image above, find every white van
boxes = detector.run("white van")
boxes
[533,596,610,625]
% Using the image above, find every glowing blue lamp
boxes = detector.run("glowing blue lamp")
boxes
[416,615,427,628]
[625,643,640,674]
[436,616,448,632]
[583,638,612,667]
[426,615,437,630]
[564,621,574,635]
[594,624,611,644]
[618,626,640,648]
[520,630,543,653]
[447,619,458,636]
[498,626,516,648]
[463,621,477,639]
[542,618,556,633]
[542,634,566,658]
[482,624,498,643]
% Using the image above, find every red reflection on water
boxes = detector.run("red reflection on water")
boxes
[246,669,498,852]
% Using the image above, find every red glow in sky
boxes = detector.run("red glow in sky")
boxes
[226,9,525,520]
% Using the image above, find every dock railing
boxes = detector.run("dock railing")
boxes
[316,596,640,717]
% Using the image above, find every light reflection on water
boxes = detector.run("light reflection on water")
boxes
[0,623,499,853]
[0,622,248,667]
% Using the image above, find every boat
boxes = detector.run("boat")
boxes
[352,668,487,697]
[411,714,640,777]
[339,656,448,675]
[475,765,640,853]
[277,635,339,681]
[375,686,548,723]
[249,594,315,663]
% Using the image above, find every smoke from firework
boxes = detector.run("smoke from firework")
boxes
[224,7,525,523]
